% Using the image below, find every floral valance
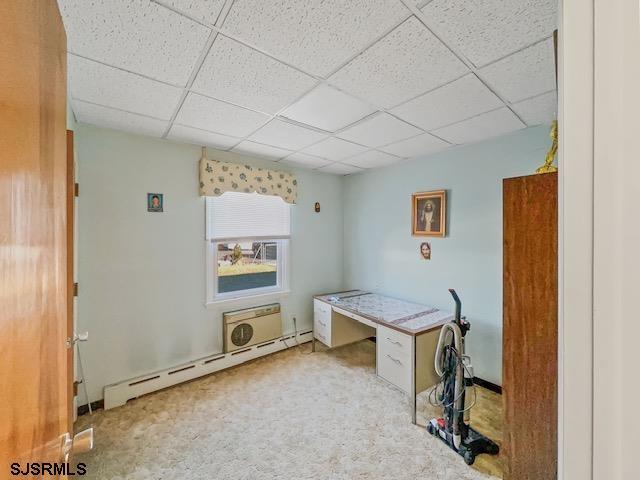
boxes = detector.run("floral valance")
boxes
[199,158,298,204]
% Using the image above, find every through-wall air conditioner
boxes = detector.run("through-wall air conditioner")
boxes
[223,304,282,353]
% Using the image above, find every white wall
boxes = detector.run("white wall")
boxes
[342,126,549,385]
[75,124,345,402]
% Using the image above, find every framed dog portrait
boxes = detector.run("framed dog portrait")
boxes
[412,190,446,237]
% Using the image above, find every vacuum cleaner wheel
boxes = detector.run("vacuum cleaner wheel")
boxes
[462,448,475,465]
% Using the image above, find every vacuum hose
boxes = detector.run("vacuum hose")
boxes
[434,322,465,449]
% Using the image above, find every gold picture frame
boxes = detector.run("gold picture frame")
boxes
[412,190,446,237]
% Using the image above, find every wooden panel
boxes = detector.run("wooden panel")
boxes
[503,173,558,480]
[0,0,69,467]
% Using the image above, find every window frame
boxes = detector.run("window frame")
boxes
[206,237,290,305]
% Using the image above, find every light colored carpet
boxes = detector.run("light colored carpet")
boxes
[75,341,498,480]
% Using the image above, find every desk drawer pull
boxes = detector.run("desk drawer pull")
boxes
[318,319,327,327]
[386,337,403,347]
[386,354,403,366]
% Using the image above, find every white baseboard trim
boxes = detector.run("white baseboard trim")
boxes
[103,330,313,410]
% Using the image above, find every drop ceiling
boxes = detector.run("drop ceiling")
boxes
[59,0,557,175]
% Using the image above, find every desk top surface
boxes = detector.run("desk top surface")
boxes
[314,290,453,336]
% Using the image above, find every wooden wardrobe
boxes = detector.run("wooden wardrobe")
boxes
[502,172,558,480]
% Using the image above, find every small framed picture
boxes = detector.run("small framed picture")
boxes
[147,193,163,212]
[420,242,432,260]
[412,190,446,237]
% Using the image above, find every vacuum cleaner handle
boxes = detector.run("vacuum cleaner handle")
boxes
[448,289,461,323]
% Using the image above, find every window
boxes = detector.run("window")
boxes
[206,192,290,302]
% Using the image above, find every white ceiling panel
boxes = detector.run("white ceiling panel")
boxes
[231,141,292,160]
[390,74,503,131]
[58,0,211,86]
[317,163,364,175]
[301,137,369,161]
[176,93,270,137]
[318,163,365,175]
[343,150,403,169]
[72,100,168,137]
[167,124,240,149]
[337,113,422,148]
[329,17,469,109]
[280,153,333,169]
[432,108,526,145]
[192,35,317,114]
[248,119,327,151]
[280,85,377,132]
[512,91,558,126]
[68,55,183,120]
[156,0,226,26]
[421,0,557,67]
[379,133,450,159]
[221,0,411,77]
[478,39,556,104]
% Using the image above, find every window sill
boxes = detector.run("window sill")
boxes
[205,290,291,309]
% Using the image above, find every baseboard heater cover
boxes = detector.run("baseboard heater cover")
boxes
[103,330,312,410]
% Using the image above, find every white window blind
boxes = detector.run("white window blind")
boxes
[206,192,291,241]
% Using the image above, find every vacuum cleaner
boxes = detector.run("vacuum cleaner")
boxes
[426,289,499,465]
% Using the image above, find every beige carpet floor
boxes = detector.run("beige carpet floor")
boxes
[75,341,498,480]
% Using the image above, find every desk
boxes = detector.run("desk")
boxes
[313,290,453,424]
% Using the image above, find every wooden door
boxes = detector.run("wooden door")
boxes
[503,172,558,479]
[0,0,71,471]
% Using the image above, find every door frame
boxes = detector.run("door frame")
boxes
[557,1,595,479]
[67,129,75,429]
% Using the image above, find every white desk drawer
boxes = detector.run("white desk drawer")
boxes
[378,325,411,360]
[314,328,331,347]
[314,314,330,337]
[378,348,412,394]
[314,299,331,315]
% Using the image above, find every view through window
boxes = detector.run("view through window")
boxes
[217,241,278,294]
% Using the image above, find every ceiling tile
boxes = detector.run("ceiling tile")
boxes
[301,137,369,161]
[379,133,450,158]
[329,17,469,108]
[231,141,292,160]
[167,124,240,149]
[390,74,503,131]
[221,0,411,76]
[337,113,422,148]
[343,150,403,169]
[317,163,364,175]
[58,0,211,86]
[478,39,556,103]
[157,0,226,26]
[247,119,327,151]
[68,55,183,120]
[280,85,377,132]
[175,93,270,137]
[72,100,168,137]
[432,107,525,145]
[280,153,333,169]
[512,91,557,126]
[192,35,317,114]
[421,0,557,67]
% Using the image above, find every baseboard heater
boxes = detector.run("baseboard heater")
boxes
[103,330,312,410]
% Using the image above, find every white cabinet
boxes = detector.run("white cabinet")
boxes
[377,325,413,394]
